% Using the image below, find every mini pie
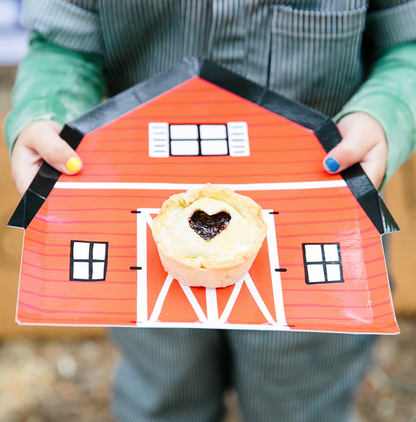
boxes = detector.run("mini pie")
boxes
[152,184,267,288]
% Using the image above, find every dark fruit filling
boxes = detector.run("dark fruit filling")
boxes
[189,210,231,241]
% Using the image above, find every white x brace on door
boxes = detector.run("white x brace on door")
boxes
[135,208,288,329]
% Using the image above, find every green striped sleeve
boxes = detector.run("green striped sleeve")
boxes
[3,31,106,153]
[335,42,416,186]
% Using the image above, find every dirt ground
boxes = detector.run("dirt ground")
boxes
[1,317,416,422]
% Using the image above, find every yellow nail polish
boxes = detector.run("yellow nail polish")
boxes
[66,156,82,173]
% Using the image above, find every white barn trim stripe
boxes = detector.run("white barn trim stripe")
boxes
[263,210,287,327]
[55,181,347,190]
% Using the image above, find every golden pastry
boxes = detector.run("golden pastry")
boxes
[152,184,267,288]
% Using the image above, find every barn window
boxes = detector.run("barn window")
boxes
[148,122,250,157]
[302,243,343,284]
[70,241,108,281]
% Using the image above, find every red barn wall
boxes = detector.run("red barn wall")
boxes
[17,77,396,332]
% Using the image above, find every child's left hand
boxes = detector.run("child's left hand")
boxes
[323,112,387,189]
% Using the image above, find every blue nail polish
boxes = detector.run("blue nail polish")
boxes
[325,157,340,173]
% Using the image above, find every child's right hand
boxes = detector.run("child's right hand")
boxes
[11,120,83,196]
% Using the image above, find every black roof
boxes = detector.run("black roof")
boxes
[9,57,399,234]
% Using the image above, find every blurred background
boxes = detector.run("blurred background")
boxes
[1,1,416,421]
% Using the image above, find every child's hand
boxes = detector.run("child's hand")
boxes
[11,120,83,196]
[323,112,387,189]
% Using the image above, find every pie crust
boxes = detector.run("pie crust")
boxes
[152,184,267,288]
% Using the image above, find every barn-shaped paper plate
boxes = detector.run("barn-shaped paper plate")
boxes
[9,57,400,334]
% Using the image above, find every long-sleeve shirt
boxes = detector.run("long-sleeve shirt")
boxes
[4,0,416,184]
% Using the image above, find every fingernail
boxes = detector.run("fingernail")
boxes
[66,156,82,173]
[324,157,340,173]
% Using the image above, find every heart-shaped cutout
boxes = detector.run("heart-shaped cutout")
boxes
[189,210,231,241]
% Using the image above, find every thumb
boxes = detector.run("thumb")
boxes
[33,122,83,175]
[322,130,370,175]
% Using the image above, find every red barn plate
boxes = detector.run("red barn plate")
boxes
[9,58,399,334]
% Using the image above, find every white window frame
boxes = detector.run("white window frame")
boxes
[302,243,343,284]
[70,240,109,281]
[148,122,250,157]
